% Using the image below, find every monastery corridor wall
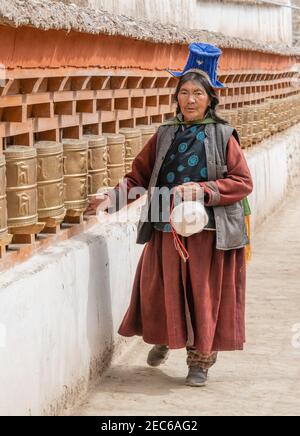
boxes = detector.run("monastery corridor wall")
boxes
[0,26,299,269]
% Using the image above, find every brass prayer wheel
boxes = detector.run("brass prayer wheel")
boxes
[269,111,277,134]
[83,135,108,197]
[62,139,89,214]
[137,125,156,149]
[119,128,142,158]
[119,128,142,177]
[236,107,243,135]
[0,155,8,239]
[103,134,125,187]
[35,141,65,225]
[226,109,239,127]
[4,146,38,228]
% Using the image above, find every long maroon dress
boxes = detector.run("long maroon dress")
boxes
[114,133,253,353]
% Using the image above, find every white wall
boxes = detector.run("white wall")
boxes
[245,124,300,232]
[84,0,293,45]
[0,123,299,415]
[0,211,144,416]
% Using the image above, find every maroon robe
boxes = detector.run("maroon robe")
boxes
[114,133,253,353]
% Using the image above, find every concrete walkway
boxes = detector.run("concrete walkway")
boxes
[72,187,300,416]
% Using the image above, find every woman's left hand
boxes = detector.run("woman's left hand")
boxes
[84,194,111,216]
[176,182,204,201]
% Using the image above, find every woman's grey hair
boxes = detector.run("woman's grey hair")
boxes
[174,71,228,124]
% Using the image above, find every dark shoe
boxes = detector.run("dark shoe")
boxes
[185,367,208,387]
[147,345,170,367]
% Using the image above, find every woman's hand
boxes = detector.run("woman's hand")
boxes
[176,182,204,201]
[84,194,111,216]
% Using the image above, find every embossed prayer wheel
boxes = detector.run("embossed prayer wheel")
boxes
[62,139,89,215]
[260,101,271,139]
[251,106,262,142]
[103,134,125,188]
[119,128,142,174]
[228,109,239,127]
[271,100,280,133]
[255,104,266,141]
[34,141,65,225]
[240,123,252,149]
[277,100,286,132]
[4,146,38,228]
[268,99,277,134]
[136,125,156,149]
[83,135,108,197]
[0,155,8,239]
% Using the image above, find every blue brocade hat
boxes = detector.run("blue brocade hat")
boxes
[167,42,225,89]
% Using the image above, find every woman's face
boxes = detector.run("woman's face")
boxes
[177,80,211,122]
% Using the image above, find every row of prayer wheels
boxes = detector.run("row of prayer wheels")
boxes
[219,93,300,149]
[0,124,157,244]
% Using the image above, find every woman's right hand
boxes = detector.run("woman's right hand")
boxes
[176,182,204,201]
[84,194,111,216]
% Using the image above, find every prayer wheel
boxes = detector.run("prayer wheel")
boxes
[274,100,281,129]
[256,105,265,141]
[63,139,89,215]
[261,100,271,139]
[83,135,108,197]
[228,109,239,127]
[277,100,286,132]
[119,128,142,174]
[4,146,38,228]
[0,155,8,239]
[138,125,157,149]
[35,141,65,225]
[267,99,277,134]
[240,105,254,148]
[236,107,244,134]
[103,134,125,187]
[241,105,251,126]
[240,123,252,149]
[251,106,261,142]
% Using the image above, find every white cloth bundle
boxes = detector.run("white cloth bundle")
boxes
[170,200,209,237]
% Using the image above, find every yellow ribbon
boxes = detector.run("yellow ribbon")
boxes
[245,215,252,263]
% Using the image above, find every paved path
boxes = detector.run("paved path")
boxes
[72,187,300,416]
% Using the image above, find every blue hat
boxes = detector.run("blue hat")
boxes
[167,43,225,89]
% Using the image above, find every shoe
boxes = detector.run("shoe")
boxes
[147,345,170,367]
[185,367,208,387]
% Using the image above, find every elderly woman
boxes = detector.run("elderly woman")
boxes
[86,44,253,387]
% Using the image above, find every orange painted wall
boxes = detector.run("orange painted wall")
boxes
[0,25,296,72]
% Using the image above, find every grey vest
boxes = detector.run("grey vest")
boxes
[136,122,249,250]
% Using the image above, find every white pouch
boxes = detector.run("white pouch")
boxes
[170,199,208,237]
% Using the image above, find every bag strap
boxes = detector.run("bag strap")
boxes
[169,187,190,263]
